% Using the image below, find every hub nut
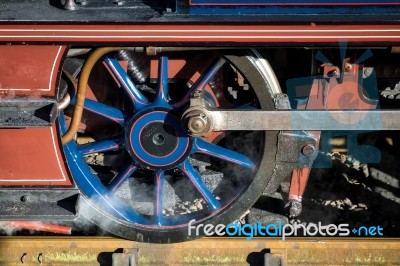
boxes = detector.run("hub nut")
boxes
[188,113,208,134]
[183,110,211,137]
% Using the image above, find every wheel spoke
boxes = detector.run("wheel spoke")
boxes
[70,96,125,126]
[104,55,150,111]
[179,160,221,211]
[108,161,137,193]
[154,55,170,107]
[175,57,226,107]
[154,170,165,225]
[192,138,255,170]
[78,138,122,156]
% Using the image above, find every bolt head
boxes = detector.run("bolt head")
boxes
[301,144,316,156]
[288,200,302,218]
[188,116,207,134]
[345,62,353,72]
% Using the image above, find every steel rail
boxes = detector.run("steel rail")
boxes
[0,236,399,265]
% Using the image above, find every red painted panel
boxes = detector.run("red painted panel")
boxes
[0,45,65,97]
[0,125,72,186]
[0,25,399,44]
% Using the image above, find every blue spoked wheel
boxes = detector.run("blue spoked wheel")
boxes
[60,49,279,242]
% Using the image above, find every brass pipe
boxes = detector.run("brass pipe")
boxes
[61,47,123,144]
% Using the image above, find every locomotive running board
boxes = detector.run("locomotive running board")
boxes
[0,98,57,128]
[0,189,79,221]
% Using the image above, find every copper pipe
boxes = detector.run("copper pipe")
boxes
[58,93,71,112]
[3,221,72,234]
[61,47,123,144]
[58,70,76,112]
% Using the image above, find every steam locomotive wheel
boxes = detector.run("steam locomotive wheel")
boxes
[60,49,279,242]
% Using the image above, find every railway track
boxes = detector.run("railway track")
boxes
[0,237,399,265]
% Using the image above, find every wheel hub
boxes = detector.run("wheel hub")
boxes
[126,108,192,170]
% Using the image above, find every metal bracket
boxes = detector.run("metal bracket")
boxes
[264,253,283,266]
[112,248,139,266]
